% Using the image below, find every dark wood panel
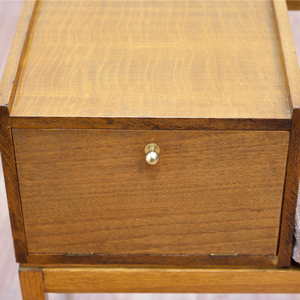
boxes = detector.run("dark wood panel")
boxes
[13,129,289,259]
[0,109,27,262]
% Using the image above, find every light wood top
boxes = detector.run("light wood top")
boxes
[11,0,290,120]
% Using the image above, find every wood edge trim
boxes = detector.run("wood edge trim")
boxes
[277,109,300,266]
[27,253,278,267]
[272,0,300,112]
[271,5,300,264]
[42,265,300,293]
[10,117,291,131]
[0,107,28,262]
[0,0,39,112]
[287,0,300,10]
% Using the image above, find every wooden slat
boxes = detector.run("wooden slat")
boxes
[278,110,300,266]
[19,267,47,300]
[272,0,300,266]
[0,0,39,263]
[10,116,292,131]
[43,265,300,293]
[287,1,300,10]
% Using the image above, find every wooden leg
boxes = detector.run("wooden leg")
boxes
[19,267,48,300]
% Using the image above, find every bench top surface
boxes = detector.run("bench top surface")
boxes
[11,1,290,120]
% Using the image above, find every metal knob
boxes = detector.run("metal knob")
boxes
[145,143,160,165]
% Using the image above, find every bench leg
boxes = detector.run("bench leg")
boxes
[19,267,48,300]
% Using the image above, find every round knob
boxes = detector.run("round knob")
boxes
[145,144,160,165]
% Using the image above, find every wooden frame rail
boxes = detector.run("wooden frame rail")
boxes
[19,265,300,298]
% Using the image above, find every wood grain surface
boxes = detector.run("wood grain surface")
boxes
[11,0,290,123]
[0,0,38,263]
[43,265,300,294]
[13,129,289,259]
[19,267,47,300]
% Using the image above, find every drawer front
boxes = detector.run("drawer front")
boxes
[13,130,289,256]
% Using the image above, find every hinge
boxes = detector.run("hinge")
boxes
[66,252,95,256]
[209,253,239,257]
